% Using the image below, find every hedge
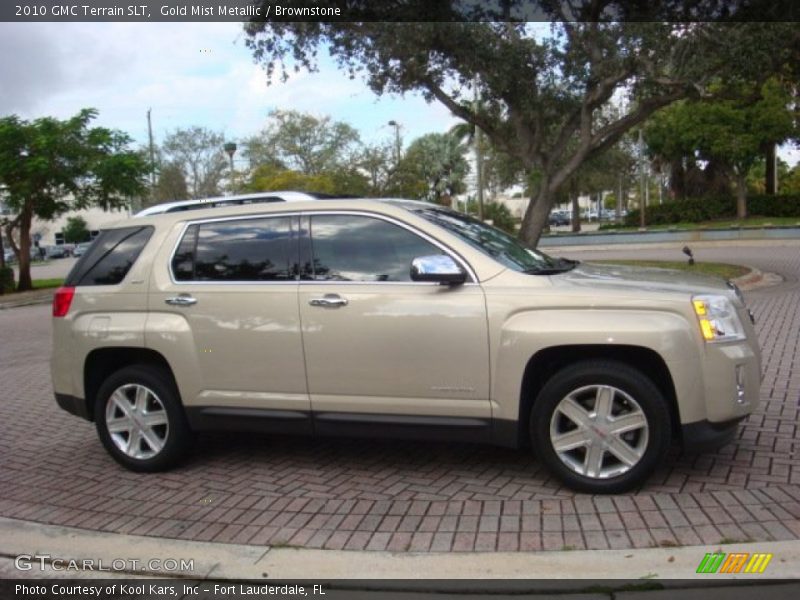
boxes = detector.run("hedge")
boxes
[624,194,800,227]
[0,266,14,295]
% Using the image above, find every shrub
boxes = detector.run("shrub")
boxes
[0,266,14,294]
[483,202,517,234]
[624,194,800,227]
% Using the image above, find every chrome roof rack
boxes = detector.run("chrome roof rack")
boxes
[133,191,347,217]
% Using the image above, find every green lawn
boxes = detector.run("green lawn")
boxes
[593,260,750,280]
[32,278,65,290]
[600,216,800,232]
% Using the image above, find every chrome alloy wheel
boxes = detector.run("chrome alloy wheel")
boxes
[105,384,169,460]
[549,384,649,479]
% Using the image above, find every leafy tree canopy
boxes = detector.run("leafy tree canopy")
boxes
[401,132,470,204]
[245,3,798,243]
[242,163,370,196]
[646,78,797,216]
[0,108,147,290]
[244,109,361,175]
[62,215,90,244]
[150,161,190,206]
[161,126,228,199]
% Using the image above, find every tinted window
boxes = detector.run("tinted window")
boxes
[308,215,441,282]
[66,227,153,286]
[172,217,293,282]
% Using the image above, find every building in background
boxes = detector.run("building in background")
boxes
[0,197,131,248]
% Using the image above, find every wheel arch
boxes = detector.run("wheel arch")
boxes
[84,347,177,422]
[516,344,680,447]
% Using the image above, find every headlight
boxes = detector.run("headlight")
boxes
[692,294,745,342]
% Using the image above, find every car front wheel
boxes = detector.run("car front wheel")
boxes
[95,365,191,472]
[530,360,671,494]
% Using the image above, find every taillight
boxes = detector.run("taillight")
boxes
[52,286,75,317]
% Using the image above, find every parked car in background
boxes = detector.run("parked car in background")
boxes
[46,245,71,259]
[3,247,40,262]
[72,242,93,258]
[548,211,570,227]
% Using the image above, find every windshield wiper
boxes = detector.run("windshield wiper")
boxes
[523,266,570,275]
[523,258,579,275]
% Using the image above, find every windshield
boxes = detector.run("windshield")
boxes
[414,207,575,274]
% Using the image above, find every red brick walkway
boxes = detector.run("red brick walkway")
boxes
[0,242,798,552]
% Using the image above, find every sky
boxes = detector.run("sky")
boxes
[0,21,797,168]
[0,22,459,159]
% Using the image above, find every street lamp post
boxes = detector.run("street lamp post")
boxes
[223,142,237,195]
[387,120,401,166]
[638,129,647,229]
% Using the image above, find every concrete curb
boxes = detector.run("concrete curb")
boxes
[730,267,784,291]
[0,289,54,310]
[1,517,797,583]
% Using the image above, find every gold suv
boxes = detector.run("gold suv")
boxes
[51,196,761,493]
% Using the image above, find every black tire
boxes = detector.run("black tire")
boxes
[530,360,671,494]
[94,364,191,472]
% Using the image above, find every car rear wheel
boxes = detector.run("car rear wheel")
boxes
[530,360,671,494]
[95,365,191,472]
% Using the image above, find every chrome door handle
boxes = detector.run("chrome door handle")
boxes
[309,294,348,308]
[165,295,197,306]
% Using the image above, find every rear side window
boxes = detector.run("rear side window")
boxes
[172,217,293,282]
[65,227,153,286]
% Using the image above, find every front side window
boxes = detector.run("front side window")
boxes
[172,217,293,282]
[307,215,442,282]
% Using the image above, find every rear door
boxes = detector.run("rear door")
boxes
[150,214,310,432]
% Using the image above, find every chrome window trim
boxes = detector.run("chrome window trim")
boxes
[167,209,479,286]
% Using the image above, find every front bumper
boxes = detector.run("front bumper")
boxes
[681,417,745,452]
[700,338,761,423]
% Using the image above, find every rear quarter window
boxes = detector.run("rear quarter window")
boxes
[65,226,154,286]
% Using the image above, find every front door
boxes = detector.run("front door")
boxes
[298,213,490,438]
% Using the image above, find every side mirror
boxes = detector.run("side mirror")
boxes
[410,255,467,285]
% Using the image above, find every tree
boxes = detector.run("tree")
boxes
[244,110,361,175]
[747,157,793,195]
[245,6,797,244]
[161,126,228,199]
[241,163,370,196]
[150,161,190,206]
[782,164,800,195]
[646,79,797,218]
[358,141,396,196]
[451,121,524,205]
[475,202,517,234]
[402,132,470,205]
[0,109,147,291]
[62,216,90,244]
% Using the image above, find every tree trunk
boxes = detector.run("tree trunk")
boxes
[735,174,748,220]
[571,192,581,233]
[764,142,777,195]
[0,227,6,271]
[16,203,34,292]
[669,158,685,199]
[519,186,554,247]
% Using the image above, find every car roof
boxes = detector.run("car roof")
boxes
[121,193,452,228]
[133,191,358,217]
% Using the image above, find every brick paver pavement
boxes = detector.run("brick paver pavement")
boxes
[1,241,798,552]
